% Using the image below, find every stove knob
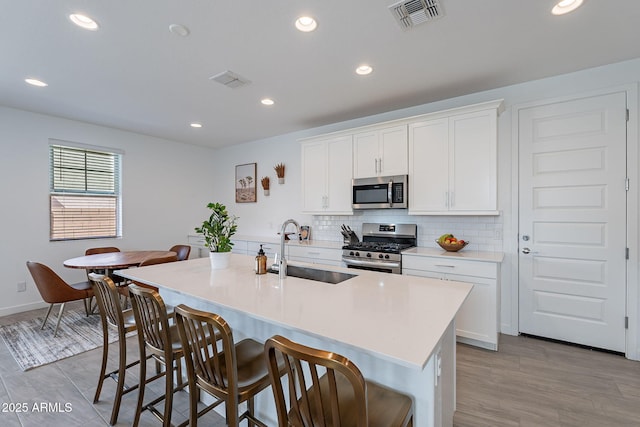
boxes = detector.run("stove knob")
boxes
[355,252,360,257]
[366,253,372,258]
[349,251,354,256]
[378,254,384,259]
[385,254,390,259]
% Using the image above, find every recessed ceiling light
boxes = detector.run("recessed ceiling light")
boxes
[69,13,99,31]
[355,65,373,76]
[169,24,190,37]
[261,98,275,106]
[25,78,48,87]
[295,16,317,32]
[190,123,203,128]
[551,0,584,15]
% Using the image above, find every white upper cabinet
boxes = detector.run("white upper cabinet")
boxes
[301,135,353,215]
[409,100,503,215]
[353,125,408,178]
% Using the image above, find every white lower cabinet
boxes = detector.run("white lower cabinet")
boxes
[403,254,500,350]
[231,240,248,255]
[287,245,344,267]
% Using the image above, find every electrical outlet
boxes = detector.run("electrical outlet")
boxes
[17,281,26,292]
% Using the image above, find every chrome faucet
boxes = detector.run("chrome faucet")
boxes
[274,219,300,279]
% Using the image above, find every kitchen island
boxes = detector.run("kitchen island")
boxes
[116,254,472,426]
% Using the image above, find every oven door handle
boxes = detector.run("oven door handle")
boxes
[343,257,401,269]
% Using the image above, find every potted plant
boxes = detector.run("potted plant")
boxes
[195,202,238,269]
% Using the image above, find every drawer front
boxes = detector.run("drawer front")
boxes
[402,255,497,279]
[288,245,342,263]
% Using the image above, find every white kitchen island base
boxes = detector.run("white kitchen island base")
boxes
[117,255,470,426]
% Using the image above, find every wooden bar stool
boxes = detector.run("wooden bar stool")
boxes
[174,304,279,427]
[264,334,414,427]
[128,284,187,427]
[88,273,144,425]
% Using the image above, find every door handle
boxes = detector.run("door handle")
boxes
[522,248,539,255]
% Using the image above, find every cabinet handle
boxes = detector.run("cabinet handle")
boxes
[435,264,455,268]
[378,157,382,173]
[444,192,449,208]
[307,251,321,255]
[450,191,455,207]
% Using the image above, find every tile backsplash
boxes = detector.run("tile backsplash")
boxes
[308,211,503,252]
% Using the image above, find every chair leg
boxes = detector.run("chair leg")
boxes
[53,302,66,337]
[41,304,54,330]
[110,330,128,425]
[162,358,174,427]
[93,319,110,404]
[133,347,147,427]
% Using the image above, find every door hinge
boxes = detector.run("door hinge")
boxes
[625,316,629,329]
[627,108,630,122]
[626,247,630,260]
[626,177,630,191]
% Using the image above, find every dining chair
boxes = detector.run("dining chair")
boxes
[128,284,187,427]
[174,304,277,427]
[88,273,143,425]
[85,246,126,285]
[121,253,179,296]
[25,261,94,337]
[169,244,191,261]
[264,334,414,427]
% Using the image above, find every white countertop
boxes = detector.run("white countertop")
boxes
[403,246,504,263]
[116,254,472,370]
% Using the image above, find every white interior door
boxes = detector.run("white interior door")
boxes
[518,91,628,352]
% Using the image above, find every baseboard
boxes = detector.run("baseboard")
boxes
[0,301,48,318]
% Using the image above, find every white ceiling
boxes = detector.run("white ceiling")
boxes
[2,1,640,148]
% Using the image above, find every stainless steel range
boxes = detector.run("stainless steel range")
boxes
[342,223,417,274]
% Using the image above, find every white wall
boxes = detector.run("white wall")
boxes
[0,107,217,315]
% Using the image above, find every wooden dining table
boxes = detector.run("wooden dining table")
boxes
[64,250,177,275]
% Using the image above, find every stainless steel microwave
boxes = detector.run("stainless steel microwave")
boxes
[352,175,408,209]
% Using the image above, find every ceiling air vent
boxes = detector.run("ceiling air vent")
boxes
[209,70,251,89]
[389,0,444,30]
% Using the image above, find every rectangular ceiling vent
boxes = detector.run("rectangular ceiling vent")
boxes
[209,70,251,89]
[389,0,444,30]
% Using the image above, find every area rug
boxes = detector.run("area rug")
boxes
[0,307,118,371]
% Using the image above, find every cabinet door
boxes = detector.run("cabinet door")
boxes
[408,118,449,213]
[353,131,378,178]
[301,140,328,213]
[447,273,498,349]
[449,110,497,212]
[325,136,353,214]
[354,126,408,178]
[379,125,408,176]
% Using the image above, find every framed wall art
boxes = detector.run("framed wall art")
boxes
[235,162,257,203]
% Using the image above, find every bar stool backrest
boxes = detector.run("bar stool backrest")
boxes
[264,335,368,427]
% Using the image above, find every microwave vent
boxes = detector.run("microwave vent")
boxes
[389,0,444,30]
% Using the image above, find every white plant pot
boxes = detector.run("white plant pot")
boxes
[263,189,270,196]
[209,251,230,269]
[278,177,285,184]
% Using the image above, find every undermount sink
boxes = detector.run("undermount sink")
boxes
[269,265,355,284]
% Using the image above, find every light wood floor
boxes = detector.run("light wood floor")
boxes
[454,334,640,427]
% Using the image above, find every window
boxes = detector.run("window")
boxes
[49,141,122,241]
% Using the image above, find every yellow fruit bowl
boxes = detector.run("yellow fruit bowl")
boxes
[436,240,469,252]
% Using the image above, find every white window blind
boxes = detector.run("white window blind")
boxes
[49,143,122,240]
